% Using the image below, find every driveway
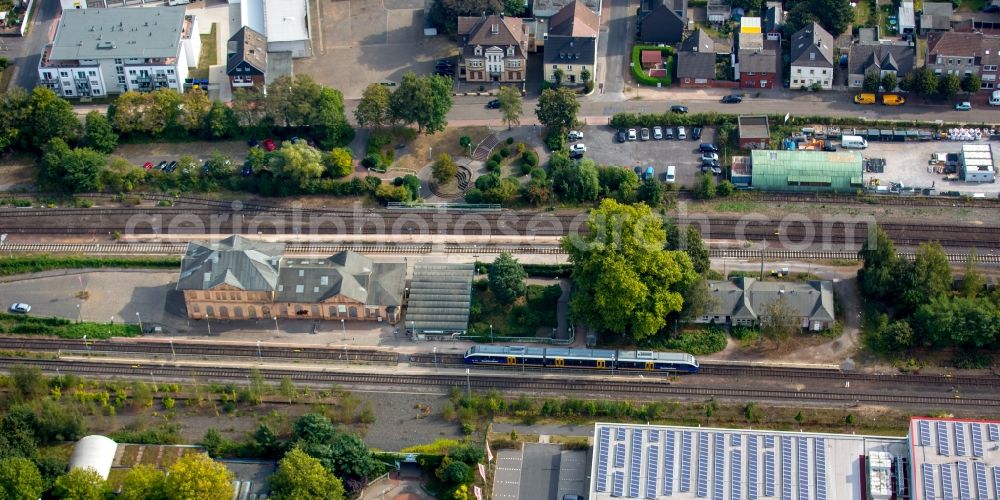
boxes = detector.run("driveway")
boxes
[596,0,631,98]
[5,0,61,92]
[299,0,455,98]
[584,124,719,189]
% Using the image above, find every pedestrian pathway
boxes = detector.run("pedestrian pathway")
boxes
[472,134,500,161]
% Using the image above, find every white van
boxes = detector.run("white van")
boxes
[665,165,676,183]
[840,135,868,149]
[990,90,1000,106]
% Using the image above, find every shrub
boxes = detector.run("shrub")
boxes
[361,153,383,170]
[499,147,511,158]
[522,150,538,167]
[505,137,514,145]
[485,160,501,174]
[490,152,502,163]
[530,167,546,180]
[515,142,526,154]
[459,136,472,148]
[518,162,532,176]
[545,129,565,152]
[643,326,727,355]
[717,180,734,197]
[730,326,760,342]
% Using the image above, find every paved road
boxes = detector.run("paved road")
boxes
[8,0,60,92]
[597,0,631,99]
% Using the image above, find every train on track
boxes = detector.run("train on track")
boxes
[464,346,700,373]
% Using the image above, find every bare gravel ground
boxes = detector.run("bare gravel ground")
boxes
[357,390,464,451]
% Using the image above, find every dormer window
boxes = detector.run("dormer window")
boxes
[475,45,482,56]
[507,45,514,56]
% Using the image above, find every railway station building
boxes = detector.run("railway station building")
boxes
[693,277,835,331]
[176,236,405,323]
[587,417,1000,500]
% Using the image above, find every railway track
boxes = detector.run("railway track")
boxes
[1,357,994,408]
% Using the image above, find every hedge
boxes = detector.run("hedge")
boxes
[631,45,674,87]
[474,261,573,278]
[610,111,998,132]
[0,255,181,276]
[0,313,140,339]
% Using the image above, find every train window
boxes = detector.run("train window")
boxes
[506,356,516,365]
[554,358,564,367]
[645,361,654,370]
[596,359,606,369]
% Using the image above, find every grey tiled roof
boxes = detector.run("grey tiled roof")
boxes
[790,22,833,68]
[706,277,835,323]
[677,51,716,79]
[543,36,597,65]
[739,48,777,73]
[848,43,915,77]
[276,254,405,306]
[227,26,267,75]
[177,236,284,292]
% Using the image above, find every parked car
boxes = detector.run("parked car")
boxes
[627,128,638,141]
[569,150,584,159]
[143,162,154,170]
[486,99,501,109]
[955,101,972,111]
[677,126,687,140]
[156,161,168,171]
[247,139,259,147]
[570,143,587,153]
[664,127,674,140]
[701,153,719,162]
[9,303,30,313]
[640,128,650,141]
[699,143,719,153]
[671,105,688,113]
[721,94,743,104]
[165,160,178,173]
[262,138,277,151]
[643,166,654,181]
[822,143,837,152]
[882,94,905,106]
[568,130,584,141]
[241,161,253,177]
[691,126,702,140]
[616,129,627,143]
[652,126,663,140]
[633,166,642,176]
[854,93,876,105]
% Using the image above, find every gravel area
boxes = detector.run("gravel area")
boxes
[357,390,464,451]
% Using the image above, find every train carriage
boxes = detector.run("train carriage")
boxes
[615,350,700,373]
[544,348,617,368]
[464,346,545,366]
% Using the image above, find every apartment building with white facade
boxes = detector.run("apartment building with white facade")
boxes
[38,7,200,98]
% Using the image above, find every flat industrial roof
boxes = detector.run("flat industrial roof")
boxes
[589,422,905,500]
[909,417,1000,500]
[50,7,187,61]
[263,0,309,43]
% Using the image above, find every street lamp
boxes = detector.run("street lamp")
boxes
[489,324,493,343]
[136,312,143,334]
[256,340,262,363]
[341,319,346,343]
[169,339,175,360]
[466,368,471,397]
[75,304,81,323]
[82,335,90,356]
[433,347,438,368]
[273,316,279,336]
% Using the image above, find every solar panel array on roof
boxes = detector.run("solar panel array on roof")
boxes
[697,432,709,497]
[781,437,792,500]
[615,443,625,468]
[923,464,936,500]
[764,451,776,497]
[597,427,610,492]
[713,433,724,500]
[920,420,932,446]
[613,471,624,497]
[975,462,988,499]
[972,423,984,458]
[629,430,641,498]
[815,438,827,500]
[993,467,1000,500]
[680,431,692,493]
[937,421,951,456]
[731,433,741,447]
[765,435,775,448]
[646,445,658,500]
[748,437,759,500]
[730,450,742,500]
[649,429,660,443]
[797,438,809,500]
[664,431,675,496]
[957,461,971,500]
[618,427,627,441]
[990,424,999,442]
[941,464,953,500]
[954,423,967,457]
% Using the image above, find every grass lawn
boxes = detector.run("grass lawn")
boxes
[469,282,562,338]
[190,23,217,80]
[854,1,873,26]
[958,0,986,11]
[0,312,140,339]
[393,126,490,173]
[917,38,928,65]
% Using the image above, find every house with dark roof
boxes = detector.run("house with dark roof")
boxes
[457,14,529,84]
[676,29,723,87]
[736,32,777,89]
[763,1,783,35]
[847,28,915,89]
[177,236,405,323]
[692,277,836,331]
[226,26,267,90]
[919,2,953,33]
[637,0,688,45]
[926,31,1000,91]
[789,22,833,90]
[545,0,600,86]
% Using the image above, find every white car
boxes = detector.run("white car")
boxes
[677,126,687,140]
[570,143,587,153]
[567,130,584,141]
[701,152,719,162]
[9,303,30,313]
[652,126,663,140]
[627,129,638,141]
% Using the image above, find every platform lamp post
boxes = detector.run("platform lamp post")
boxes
[489,324,493,343]
[273,316,279,336]
[433,347,438,369]
[466,368,471,398]
[340,318,346,343]
[82,335,90,356]
[169,339,175,361]
[75,304,81,323]
[136,312,143,334]
[256,340,262,364]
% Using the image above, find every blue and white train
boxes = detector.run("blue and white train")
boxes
[463,346,700,373]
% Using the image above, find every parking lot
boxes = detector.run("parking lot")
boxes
[583,125,719,189]
[859,140,1000,195]
[299,0,455,98]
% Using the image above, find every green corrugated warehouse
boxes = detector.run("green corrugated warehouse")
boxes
[750,150,864,193]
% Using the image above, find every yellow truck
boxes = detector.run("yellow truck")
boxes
[854,93,876,104]
[882,94,905,106]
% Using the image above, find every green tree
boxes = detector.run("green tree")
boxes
[427,0,503,36]
[862,70,881,92]
[326,147,353,177]
[270,141,325,188]
[563,199,696,341]
[551,154,599,202]
[326,433,380,481]
[254,423,283,458]
[164,453,234,500]
[580,67,593,90]
[0,456,44,500]
[760,297,799,344]
[270,448,345,500]
[118,465,167,500]
[912,295,1000,348]
[11,365,46,401]
[205,100,239,139]
[503,0,525,15]
[913,68,938,97]
[28,87,81,150]
[390,72,453,133]
[53,467,108,500]
[176,89,212,134]
[857,226,898,300]
[355,83,393,130]
[939,73,961,99]
[38,138,105,194]
[521,176,552,206]
[291,414,338,445]
[636,178,664,206]
[693,172,716,199]
[432,153,458,184]
[596,166,639,202]
[960,248,985,298]
[784,0,853,37]
[497,86,522,130]
[535,87,579,134]
[0,88,30,153]
[100,157,145,192]
[0,406,39,461]
[482,177,519,204]
[201,151,234,179]
[313,87,354,149]
[680,275,718,321]
[552,68,565,86]
[488,252,528,305]
[436,459,473,484]
[667,225,711,275]
[961,73,983,95]
[869,317,914,353]
[82,111,118,154]
[881,72,898,93]
[912,242,953,302]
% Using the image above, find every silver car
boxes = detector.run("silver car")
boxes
[9,303,31,313]
[652,126,663,140]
